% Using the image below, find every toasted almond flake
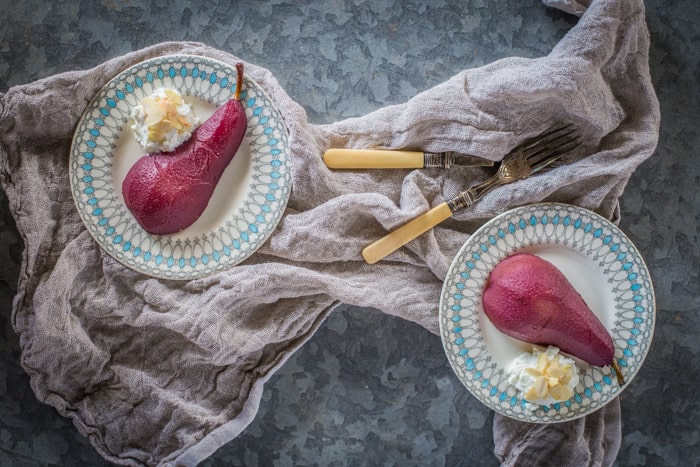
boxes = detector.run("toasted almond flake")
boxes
[147,130,164,143]
[549,384,573,401]
[164,88,183,104]
[547,376,560,387]
[525,376,548,400]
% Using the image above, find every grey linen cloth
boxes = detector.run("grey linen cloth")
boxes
[0,0,658,465]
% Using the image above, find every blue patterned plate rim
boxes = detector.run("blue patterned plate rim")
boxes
[69,55,292,280]
[438,202,655,423]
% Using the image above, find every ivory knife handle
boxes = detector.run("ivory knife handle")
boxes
[323,148,424,169]
[362,202,453,264]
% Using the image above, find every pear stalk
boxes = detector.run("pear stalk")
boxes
[612,361,625,386]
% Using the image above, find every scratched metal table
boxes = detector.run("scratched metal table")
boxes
[0,1,698,465]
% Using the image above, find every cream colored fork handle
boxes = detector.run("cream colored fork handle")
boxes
[362,202,453,264]
[323,148,424,169]
[362,171,504,264]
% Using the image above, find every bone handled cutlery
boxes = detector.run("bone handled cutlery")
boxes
[361,125,581,264]
[322,148,494,169]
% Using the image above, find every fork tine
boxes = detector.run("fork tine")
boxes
[518,125,576,155]
[518,125,580,167]
[514,124,574,150]
[529,138,581,173]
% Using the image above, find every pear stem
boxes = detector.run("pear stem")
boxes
[611,360,625,386]
[234,62,244,100]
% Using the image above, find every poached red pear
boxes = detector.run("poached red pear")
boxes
[122,62,247,235]
[482,253,623,383]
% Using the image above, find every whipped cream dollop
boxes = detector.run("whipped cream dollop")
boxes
[507,345,579,410]
[131,88,200,153]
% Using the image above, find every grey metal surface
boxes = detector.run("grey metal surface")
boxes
[0,1,697,465]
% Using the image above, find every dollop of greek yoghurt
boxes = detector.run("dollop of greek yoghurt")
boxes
[507,345,580,410]
[131,88,199,153]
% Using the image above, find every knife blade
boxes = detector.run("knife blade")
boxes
[322,148,494,169]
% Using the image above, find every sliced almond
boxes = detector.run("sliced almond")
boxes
[164,88,183,105]
[163,118,183,130]
[177,115,192,129]
[547,376,560,387]
[554,364,574,384]
[147,130,164,143]
[523,367,543,378]
[525,376,548,401]
[549,384,573,401]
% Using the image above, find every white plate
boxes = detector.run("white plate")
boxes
[69,55,291,280]
[439,203,655,423]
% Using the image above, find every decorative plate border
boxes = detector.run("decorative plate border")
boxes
[69,55,291,280]
[439,203,655,423]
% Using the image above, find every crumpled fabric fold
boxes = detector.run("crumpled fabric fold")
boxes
[0,0,658,465]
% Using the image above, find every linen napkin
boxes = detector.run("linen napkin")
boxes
[0,0,659,465]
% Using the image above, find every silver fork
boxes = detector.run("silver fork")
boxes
[362,125,582,264]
